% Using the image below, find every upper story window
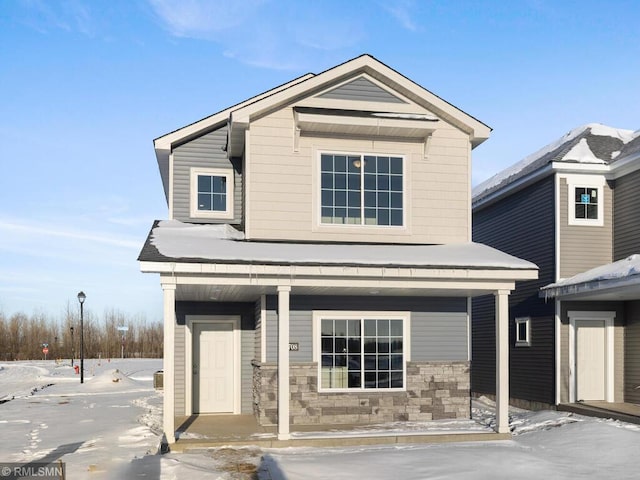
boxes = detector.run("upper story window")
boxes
[320,153,404,226]
[574,187,598,220]
[567,177,604,227]
[314,312,409,392]
[190,167,234,220]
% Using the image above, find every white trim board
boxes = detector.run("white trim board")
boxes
[185,315,242,415]
[568,310,615,403]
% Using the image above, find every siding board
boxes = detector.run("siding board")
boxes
[172,126,243,225]
[613,169,640,260]
[472,176,556,404]
[264,295,468,363]
[318,76,406,103]
[624,300,640,403]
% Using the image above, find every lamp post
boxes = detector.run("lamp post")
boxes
[70,326,74,367]
[77,291,86,384]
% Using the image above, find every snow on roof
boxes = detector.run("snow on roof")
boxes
[145,220,536,270]
[541,255,640,292]
[473,123,638,203]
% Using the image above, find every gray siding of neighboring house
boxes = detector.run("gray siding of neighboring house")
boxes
[472,176,556,405]
[613,168,640,260]
[317,76,407,103]
[172,125,243,225]
[559,177,612,278]
[559,301,625,403]
[264,296,468,363]
[254,298,262,361]
[625,300,640,404]
[174,302,256,415]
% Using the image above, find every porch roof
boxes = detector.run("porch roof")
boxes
[540,254,640,301]
[139,220,537,272]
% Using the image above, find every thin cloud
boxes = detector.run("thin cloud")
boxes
[147,0,363,71]
[17,0,97,36]
[381,1,419,32]
[0,219,141,250]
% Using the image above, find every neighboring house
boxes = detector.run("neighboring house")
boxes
[138,54,537,445]
[472,123,640,410]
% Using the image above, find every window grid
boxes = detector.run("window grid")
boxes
[320,317,404,390]
[321,153,403,226]
[197,174,227,212]
[574,187,598,220]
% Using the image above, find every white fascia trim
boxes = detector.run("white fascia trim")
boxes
[229,55,490,145]
[541,273,640,300]
[608,150,640,179]
[568,310,615,403]
[472,164,553,211]
[550,162,609,174]
[554,300,561,405]
[141,261,537,282]
[260,294,267,363]
[153,73,314,151]
[168,152,175,219]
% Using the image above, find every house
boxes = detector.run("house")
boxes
[138,54,537,445]
[471,123,640,411]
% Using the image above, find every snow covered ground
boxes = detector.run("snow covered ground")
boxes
[1,359,639,479]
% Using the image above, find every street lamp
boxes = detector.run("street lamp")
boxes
[77,291,86,384]
[70,326,74,367]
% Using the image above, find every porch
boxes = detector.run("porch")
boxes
[558,401,640,425]
[170,414,510,452]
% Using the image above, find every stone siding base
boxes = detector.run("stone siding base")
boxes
[253,361,470,426]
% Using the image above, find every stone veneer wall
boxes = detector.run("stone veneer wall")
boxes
[252,361,470,426]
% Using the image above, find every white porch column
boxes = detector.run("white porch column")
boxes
[277,285,291,440]
[162,282,177,444]
[495,289,510,434]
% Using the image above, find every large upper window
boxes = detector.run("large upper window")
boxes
[315,312,408,391]
[190,167,234,219]
[320,153,404,226]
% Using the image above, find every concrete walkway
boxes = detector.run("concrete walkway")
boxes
[558,402,640,425]
[170,414,510,452]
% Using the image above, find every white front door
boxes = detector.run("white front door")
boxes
[575,320,606,401]
[193,322,235,413]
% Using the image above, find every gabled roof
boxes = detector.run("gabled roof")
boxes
[473,124,639,208]
[154,54,492,202]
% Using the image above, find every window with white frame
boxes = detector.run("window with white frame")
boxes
[316,313,408,391]
[190,167,234,219]
[320,153,404,226]
[515,317,531,347]
[566,177,604,226]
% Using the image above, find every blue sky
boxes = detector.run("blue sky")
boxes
[1,0,638,321]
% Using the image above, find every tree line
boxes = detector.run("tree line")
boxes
[0,306,163,361]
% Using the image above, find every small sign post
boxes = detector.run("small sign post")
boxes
[42,344,49,361]
[117,326,129,359]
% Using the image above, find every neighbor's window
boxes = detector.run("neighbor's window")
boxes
[190,168,234,219]
[574,186,598,220]
[515,317,531,347]
[320,153,404,226]
[319,315,406,390]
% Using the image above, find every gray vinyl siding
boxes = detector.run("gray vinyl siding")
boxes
[624,300,640,403]
[175,302,256,414]
[613,168,640,260]
[472,176,556,404]
[317,76,407,103]
[264,295,468,363]
[559,301,625,403]
[559,177,612,278]
[174,324,185,416]
[172,125,243,225]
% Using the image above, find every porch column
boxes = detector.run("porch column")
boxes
[277,285,291,440]
[495,289,510,434]
[162,282,177,444]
